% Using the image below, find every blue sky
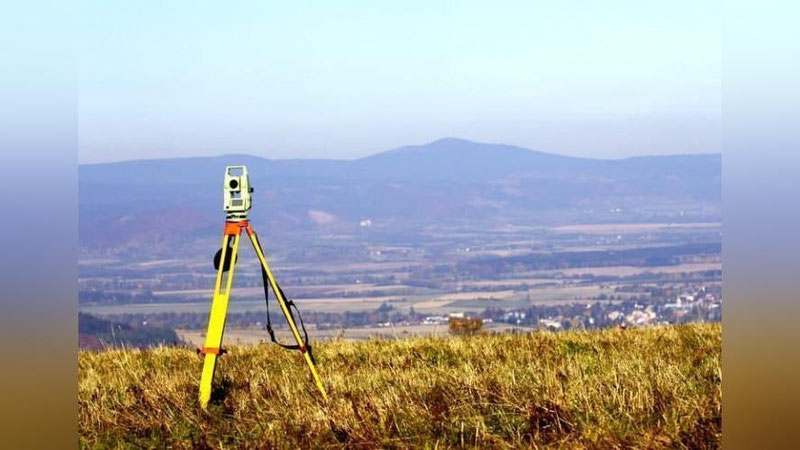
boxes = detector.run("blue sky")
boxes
[78,1,720,163]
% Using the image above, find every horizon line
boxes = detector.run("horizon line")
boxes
[79,137,721,166]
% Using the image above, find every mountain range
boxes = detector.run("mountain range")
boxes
[79,138,721,249]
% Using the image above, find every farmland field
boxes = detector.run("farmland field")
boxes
[79,221,722,338]
[80,283,620,316]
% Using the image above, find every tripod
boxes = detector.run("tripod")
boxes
[198,219,327,408]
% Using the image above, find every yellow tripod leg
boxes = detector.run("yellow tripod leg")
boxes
[246,228,328,400]
[198,230,242,408]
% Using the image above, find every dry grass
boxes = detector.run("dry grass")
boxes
[79,324,721,448]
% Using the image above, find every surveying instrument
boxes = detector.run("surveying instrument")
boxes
[198,166,327,408]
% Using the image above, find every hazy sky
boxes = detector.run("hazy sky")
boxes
[79,1,721,163]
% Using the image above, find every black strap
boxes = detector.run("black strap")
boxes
[255,235,316,365]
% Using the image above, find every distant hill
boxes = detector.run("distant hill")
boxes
[79,138,720,249]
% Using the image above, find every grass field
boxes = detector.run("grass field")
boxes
[79,323,721,448]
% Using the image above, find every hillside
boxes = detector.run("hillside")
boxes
[79,323,721,448]
[79,138,721,249]
[78,313,182,349]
